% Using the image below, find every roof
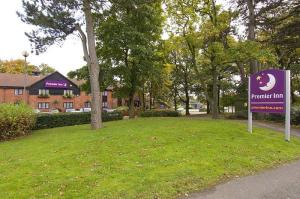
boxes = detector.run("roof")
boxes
[0,73,46,87]
[0,72,113,90]
[0,72,83,88]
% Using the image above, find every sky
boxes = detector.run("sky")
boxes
[0,1,85,75]
[0,0,231,76]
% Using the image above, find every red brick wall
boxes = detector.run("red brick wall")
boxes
[0,88,29,104]
[0,88,118,112]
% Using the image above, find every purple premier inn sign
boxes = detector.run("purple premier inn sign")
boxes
[250,69,285,113]
[248,69,291,141]
[45,80,68,88]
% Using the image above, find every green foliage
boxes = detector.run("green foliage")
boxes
[0,59,39,74]
[63,93,75,99]
[115,106,129,115]
[139,110,179,117]
[38,93,50,98]
[38,63,55,75]
[35,112,123,130]
[96,0,164,117]
[0,103,36,140]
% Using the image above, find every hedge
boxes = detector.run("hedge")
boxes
[139,110,180,117]
[35,111,123,130]
[227,106,300,125]
[0,103,36,140]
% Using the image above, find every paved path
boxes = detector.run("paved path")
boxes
[250,121,300,138]
[186,160,300,199]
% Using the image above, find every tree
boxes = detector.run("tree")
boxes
[96,0,163,118]
[0,59,38,74]
[257,0,300,102]
[165,0,202,115]
[233,0,288,74]
[18,0,104,129]
[164,36,196,115]
[67,65,91,92]
[38,63,55,75]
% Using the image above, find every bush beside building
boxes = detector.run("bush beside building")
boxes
[0,103,36,140]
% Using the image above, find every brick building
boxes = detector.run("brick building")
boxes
[0,72,118,112]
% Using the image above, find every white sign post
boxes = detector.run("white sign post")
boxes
[248,77,252,134]
[285,70,291,141]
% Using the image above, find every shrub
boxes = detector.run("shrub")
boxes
[115,106,129,116]
[226,110,248,120]
[35,111,123,130]
[0,103,36,140]
[139,110,180,117]
[291,106,300,125]
[227,106,300,126]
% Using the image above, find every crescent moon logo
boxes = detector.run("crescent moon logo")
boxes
[259,74,276,91]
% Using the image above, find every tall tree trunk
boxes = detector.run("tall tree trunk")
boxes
[206,100,210,114]
[82,0,102,129]
[247,0,258,74]
[185,88,190,115]
[142,85,146,111]
[218,83,220,113]
[184,66,190,115]
[149,83,153,110]
[129,92,135,119]
[174,87,178,111]
[212,65,219,119]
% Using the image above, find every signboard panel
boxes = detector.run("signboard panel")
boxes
[250,69,285,113]
[45,80,68,89]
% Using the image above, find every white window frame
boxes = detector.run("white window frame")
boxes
[64,90,73,95]
[102,102,108,108]
[64,102,74,109]
[84,101,91,108]
[39,89,49,95]
[38,102,49,109]
[14,89,23,95]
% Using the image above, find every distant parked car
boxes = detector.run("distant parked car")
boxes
[33,109,40,114]
[80,108,91,112]
[65,109,76,113]
[50,109,60,113]
[66,109,83,113]
[103,108,116,113]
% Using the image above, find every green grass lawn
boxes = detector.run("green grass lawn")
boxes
[1,118,300,198]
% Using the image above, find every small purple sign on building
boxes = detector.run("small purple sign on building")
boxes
[45,80,68,89]
[250,69,285,113]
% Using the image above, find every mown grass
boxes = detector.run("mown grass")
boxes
[1,118,300,199]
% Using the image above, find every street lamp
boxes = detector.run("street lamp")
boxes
[22,51,29,104]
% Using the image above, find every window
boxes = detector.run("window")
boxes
[84,101,91,108]
[102,102,108,108]
[103,96,107,102]
[38,102,49,109]
[64,90,73,95]
[102,91,108,102]
[64,102,73,109]
[14,89,23,95]
[39,89,49,95]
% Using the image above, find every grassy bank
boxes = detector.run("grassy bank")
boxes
[1,118,300,198]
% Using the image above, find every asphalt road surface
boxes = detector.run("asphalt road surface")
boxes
[186,160,300,199]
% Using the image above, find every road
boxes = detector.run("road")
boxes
[186,160,300,199]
